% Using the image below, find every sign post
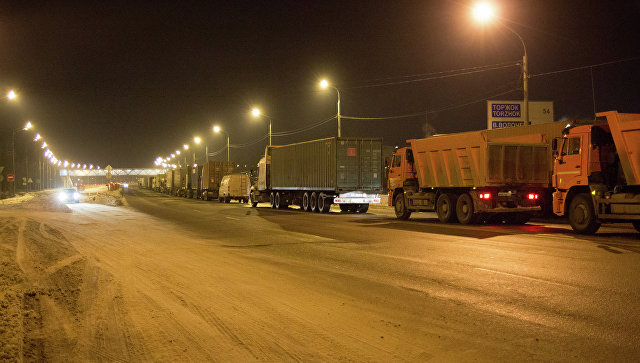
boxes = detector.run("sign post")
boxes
[7,174,15,182]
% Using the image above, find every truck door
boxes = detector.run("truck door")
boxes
[555,135,585,189]
[387,151,404,191]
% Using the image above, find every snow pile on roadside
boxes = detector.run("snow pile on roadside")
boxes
[82,186,127,207]
[0,192,71,213]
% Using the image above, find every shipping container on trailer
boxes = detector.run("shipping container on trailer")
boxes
[251,137,383,213]
[201,161,235,200]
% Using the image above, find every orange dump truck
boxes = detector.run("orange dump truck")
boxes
[388,122,566,224]
[553,111,640,234]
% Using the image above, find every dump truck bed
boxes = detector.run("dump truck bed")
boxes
[598,111,640,186]
[408,129,550,188]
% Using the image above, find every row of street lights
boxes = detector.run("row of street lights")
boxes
[4,90,103,194]
[155,3,530,166]
[154,81,338,168]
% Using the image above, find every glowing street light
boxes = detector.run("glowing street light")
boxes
[251,107,273,146]
[183,144,189,150]
[24,121,33,130]
[7,90,16,100]
[319,79,342,137]
[213,125,230,163]
[472,2,529,124]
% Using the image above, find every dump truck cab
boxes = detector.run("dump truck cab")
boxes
[553,111,640,234]
[387,147,417,196]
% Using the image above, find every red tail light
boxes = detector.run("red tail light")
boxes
[479,193,491,199]
[528,193,539,200]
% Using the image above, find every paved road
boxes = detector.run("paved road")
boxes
[123,188,640,361]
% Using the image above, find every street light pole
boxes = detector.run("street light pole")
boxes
[472,3,529,125]
[502,23,529,125]
[320,80,342,137]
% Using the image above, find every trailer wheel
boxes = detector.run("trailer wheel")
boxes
[310,192,319,212]
[356,204,369,213]
[394,194,411,220]
[436,193,458,223]
[250,194,258,207]
[302,192,310,212]
[568,193,601,234]
[269,192,276,208]
[318,195,331,213]
[456,193,476,224]
[633,221,640,233]
[275,192,282,209]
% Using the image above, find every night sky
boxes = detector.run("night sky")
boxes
[1,1,639,169]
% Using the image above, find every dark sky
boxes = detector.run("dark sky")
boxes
[1,0,639,168]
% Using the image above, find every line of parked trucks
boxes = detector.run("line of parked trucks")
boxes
[140,110,639,235]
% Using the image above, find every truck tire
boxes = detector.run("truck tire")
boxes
[456,193,476,225]
[394,194,411,220]
[318,195,331,213]
[269,192,276,208]
[302,192,310,212]
[568,193,601,234]
[436,193,458,223]
[356,204,369,213]
[633,221,640,233]
[275,192,282,209]
[310,192,319,212]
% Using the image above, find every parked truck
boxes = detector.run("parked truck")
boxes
[189,165,202,199]
[553,111,640,234]
[201,161,235,200]
[250,137,382,213]
[219,173,250,203]
[388,121,567,224]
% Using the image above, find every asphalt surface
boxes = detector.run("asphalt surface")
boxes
[123,188,640,361]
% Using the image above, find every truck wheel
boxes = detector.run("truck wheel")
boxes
[269,192,276,208]
[456,193,476,224]
[357,204,369,213]
[394,194,411,220]
[318,196,331,213]
[302,192,310,212]
[310,192,319,212]
[250,194,258,207]
[568,194,601,234]
[436,193,458,223]
[275,192,282,209]
[633,221,640,233]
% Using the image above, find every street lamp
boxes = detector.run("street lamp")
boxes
[319,79,342,137]
[251,107,272,146]
[472,2,529,125]
[213,125,230,163]
[11,121,34,195]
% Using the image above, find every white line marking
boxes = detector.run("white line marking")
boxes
[225,216,240,221]
[475,267,578,288]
